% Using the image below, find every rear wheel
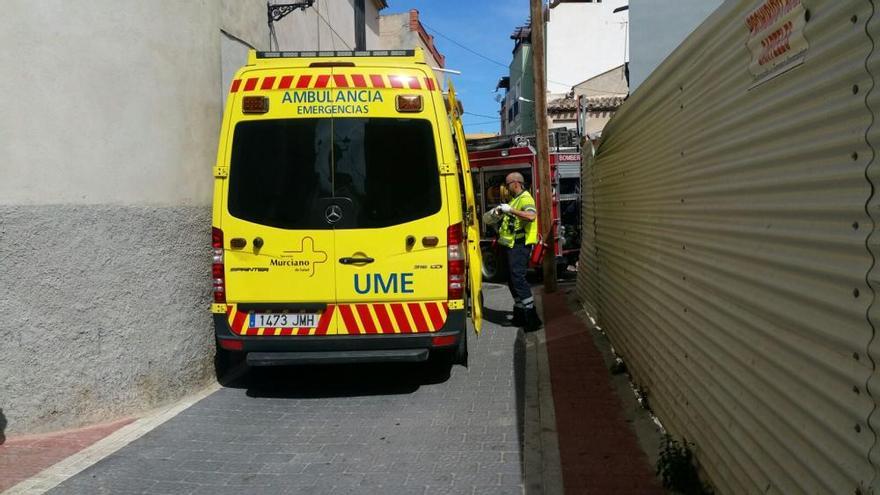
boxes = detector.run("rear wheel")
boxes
[454,328,468,367]
[214,342,243,383]
[481,245,508,282]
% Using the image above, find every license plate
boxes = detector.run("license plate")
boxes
[249,313,320,329]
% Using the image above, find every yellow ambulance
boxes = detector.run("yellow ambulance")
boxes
[210,48,482,373]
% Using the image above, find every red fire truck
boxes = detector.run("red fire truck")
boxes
[466,135,581,281]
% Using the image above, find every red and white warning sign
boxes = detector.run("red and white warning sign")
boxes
[745,0,809,83]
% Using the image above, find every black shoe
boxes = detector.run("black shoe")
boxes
[511,307,525,327]
[524,307,543,332]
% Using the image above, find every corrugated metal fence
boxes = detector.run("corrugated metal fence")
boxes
[576,0,879,492]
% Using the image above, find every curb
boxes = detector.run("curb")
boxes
[2,383,221,495]
[523,293,565,495]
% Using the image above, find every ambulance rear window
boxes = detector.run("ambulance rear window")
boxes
[333,118,441,229]
[228,119,333,230]
[227,118,441,230]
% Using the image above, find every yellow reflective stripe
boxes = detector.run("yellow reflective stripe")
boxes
[367,304,384,334]
[383,303,402,334]
[415,303,431,332]
[349,305,365,335]
[403,304,418,331]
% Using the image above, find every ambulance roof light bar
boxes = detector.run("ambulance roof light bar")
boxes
[256,49,415,59]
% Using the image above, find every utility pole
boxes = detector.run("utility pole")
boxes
[530,0,557,292]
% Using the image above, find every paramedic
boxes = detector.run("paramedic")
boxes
[494,172,542,331]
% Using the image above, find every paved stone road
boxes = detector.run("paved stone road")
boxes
[50,284,526,495]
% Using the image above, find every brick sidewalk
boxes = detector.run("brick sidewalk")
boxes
[0,417,134,492]
[542,290,664,494]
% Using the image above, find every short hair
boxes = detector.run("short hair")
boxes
[506,172,525,184]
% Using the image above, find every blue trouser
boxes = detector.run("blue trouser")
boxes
[505,243,534,310]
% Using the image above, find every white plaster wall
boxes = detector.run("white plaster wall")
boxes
[573,65,628,98]
[628,0,724,92]
[365,1,382,48]
[546,0,629,95]
[378,13,445,85]
[0,0,379,436]
[273,0,383,51]
[1,1,222,206]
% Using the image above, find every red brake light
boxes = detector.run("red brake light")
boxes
[447,223,465,300]
[212,227,226,303]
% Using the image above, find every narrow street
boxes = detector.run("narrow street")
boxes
[48,285,528,495]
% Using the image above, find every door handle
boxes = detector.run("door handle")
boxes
[339,257,375,265]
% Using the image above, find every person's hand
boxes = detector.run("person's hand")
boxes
[499,203,512,213]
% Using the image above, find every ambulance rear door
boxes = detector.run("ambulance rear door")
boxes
[330,67,451,336]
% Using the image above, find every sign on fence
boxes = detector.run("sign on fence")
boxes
[746,0,809,86]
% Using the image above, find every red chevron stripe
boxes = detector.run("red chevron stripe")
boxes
[391,304,412,333]
[297,327,310,336]
[316,304,334,335]
[296,75,312,88]
[373,304,393,334]
[338,305,359,335]
[243,78,258,91]
[389,75,405,88]
[230,79,242,93]
[351,74,367,88]
[424,78,436,91]
[333,74,349,88]
[356,305,377,334]
[260,77,276,90]
[370,74,385,88]
[408,77,422,90]
[278,75,294,89]
[425,302,445,330]
[408,303,428,332]
[232,310,247,334]
[443,302,450,312]
[315,75,330,88]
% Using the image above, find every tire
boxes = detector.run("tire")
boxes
[214,342,243,383]
[481,245,508,282]
[454,328,469,367]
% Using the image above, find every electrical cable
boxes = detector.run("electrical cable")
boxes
[464,120,501,126]
[313,2,353,50]
[421,21,628,96]
[465,111,502,120]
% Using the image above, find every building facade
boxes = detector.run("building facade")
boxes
[0,0,385,436]
[379,9,447,85]
[546,0,629,98]
[548,64,628,138]
[628,0,724,92]
[499,24,536,136]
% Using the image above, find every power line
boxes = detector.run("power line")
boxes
[313,2,353,50]
[464,111,500,120]
[421,22,509,69]
[421,21,629,96]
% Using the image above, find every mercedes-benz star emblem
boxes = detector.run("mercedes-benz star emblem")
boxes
[325,205,343,224]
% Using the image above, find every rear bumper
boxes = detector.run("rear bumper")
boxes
[246,349,429,366]
[213,309,466,365]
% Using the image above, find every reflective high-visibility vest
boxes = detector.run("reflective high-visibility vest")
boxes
[498,190,538,247]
